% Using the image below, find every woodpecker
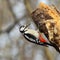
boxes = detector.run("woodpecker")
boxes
[19,24,60,53]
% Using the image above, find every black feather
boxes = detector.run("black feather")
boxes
[24,33,48,47]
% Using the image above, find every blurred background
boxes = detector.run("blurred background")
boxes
[0,0,60,60]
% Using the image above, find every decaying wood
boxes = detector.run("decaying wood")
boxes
[31,2,60,49]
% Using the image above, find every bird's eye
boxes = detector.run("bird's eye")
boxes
[19,26,25,33]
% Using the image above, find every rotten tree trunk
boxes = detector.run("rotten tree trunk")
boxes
[31,2,60,50]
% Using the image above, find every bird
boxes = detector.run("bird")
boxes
[19,24,60,53]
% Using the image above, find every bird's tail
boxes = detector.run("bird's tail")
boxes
[50,42,60,53]
[45,42,60,53]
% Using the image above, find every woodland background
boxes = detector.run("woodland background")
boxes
[0,0,60,60]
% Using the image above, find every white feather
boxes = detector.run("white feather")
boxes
[25,29,39,38]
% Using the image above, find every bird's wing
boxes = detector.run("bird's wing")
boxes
[24,33,37,42]
[24,33,48,47]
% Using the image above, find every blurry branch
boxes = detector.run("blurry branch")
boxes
[6,0,23,33]
[6,0,18,33]
[44,47,54,60]
[7,0,17,20]
[16,39,25,60]
[0,0,13,33]
[0,0,3,33]
[24,0,32,14]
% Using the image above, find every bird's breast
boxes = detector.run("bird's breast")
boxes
[24,29,39,38]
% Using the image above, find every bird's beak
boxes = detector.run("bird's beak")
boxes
[25,23,30,28]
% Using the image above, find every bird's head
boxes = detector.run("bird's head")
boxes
[19,24,30,33]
